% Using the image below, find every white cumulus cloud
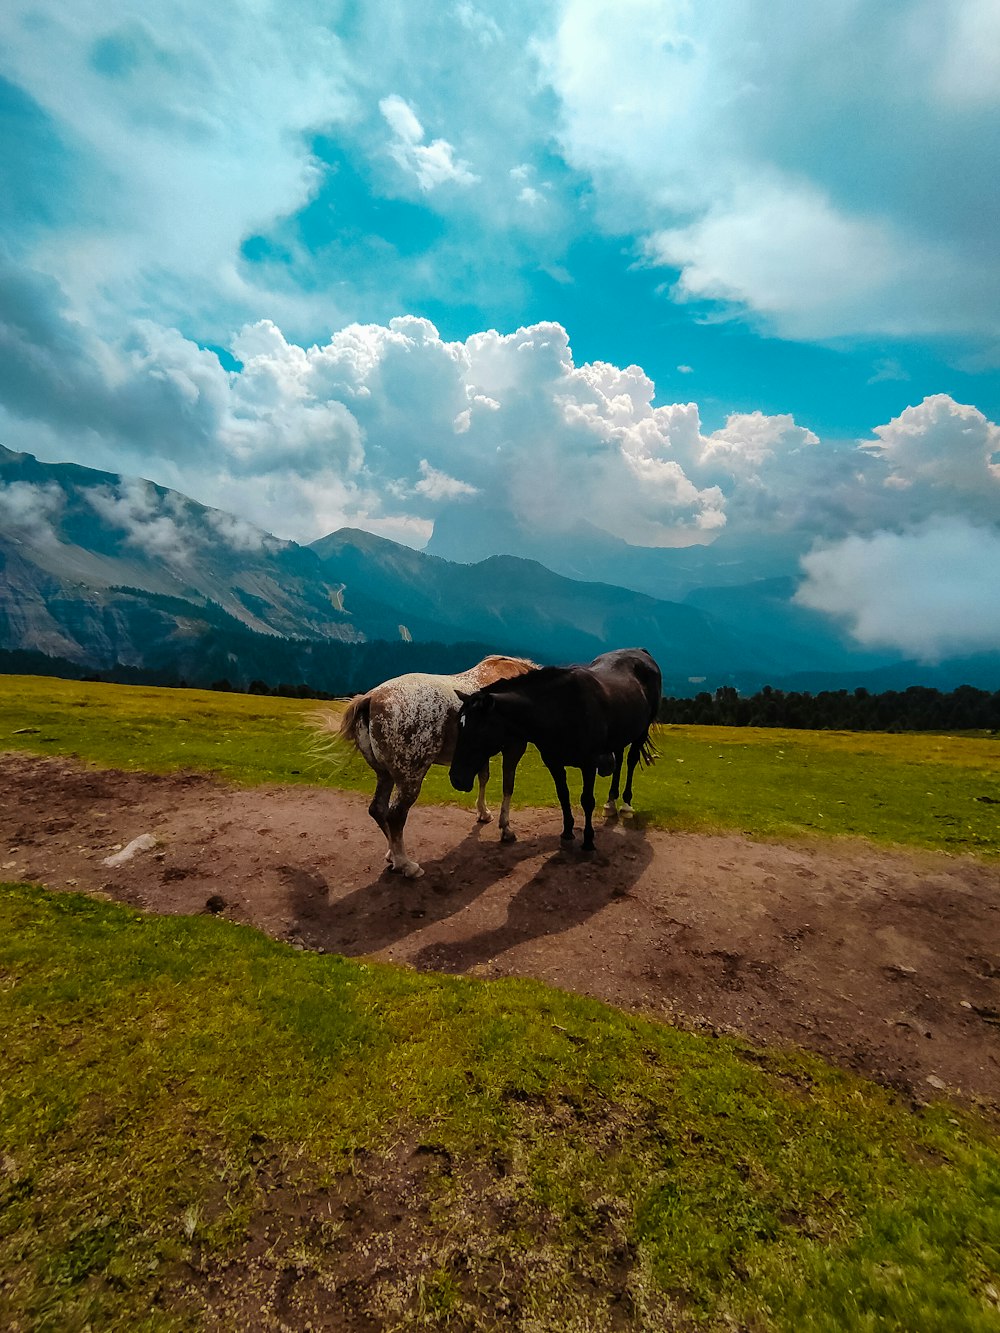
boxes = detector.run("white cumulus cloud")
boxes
[379,94,479,191]
[864,394,1000,497]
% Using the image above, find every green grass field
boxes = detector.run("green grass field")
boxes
[2,674,1000,1327]
[2,880,999,1331]
[2,674,999,857]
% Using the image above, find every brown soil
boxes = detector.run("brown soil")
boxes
[2,752,999,1109]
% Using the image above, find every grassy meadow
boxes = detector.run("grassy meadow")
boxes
[3,673,1000,1328]
[2,880,999,1331]
[2,673,999,858]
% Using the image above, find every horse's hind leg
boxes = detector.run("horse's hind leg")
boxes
[580,763,597,853]
[548,764,576,843]
[605,751,624,818]
[476,761,492,823]
[369,771,394,862]
[620,740,643,817]
[386,776,425,878]
[499,740,526,843]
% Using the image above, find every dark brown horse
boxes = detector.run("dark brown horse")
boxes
[450,648,662,853]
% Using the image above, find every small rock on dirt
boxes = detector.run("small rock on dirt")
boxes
[102,833,157,867]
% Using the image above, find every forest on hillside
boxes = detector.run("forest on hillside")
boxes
[660,684,1000,732]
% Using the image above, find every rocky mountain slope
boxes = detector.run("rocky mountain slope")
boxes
[3,445,997,695]
[0,446,743,688]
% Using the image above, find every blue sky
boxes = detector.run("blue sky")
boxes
[1,1,999,657]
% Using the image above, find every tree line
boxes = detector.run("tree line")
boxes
[659,684,1000,732]
[3,645,999,732]
[0,639,497,698]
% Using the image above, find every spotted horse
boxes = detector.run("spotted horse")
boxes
[317,655,537,878]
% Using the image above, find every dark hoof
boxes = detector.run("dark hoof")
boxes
[560,832,575,844]
[501,829,517,843]
[581,844,596,856]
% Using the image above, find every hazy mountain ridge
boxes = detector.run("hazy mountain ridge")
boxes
[309,528,755,678]
[2,445,998,695]
[2,447,761,686]
[0,444,359,646]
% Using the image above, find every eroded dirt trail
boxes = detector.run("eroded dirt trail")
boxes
[3,752,998,1108]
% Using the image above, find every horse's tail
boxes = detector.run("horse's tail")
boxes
[337,692,371,750]
[637,728,658,767]
[306,693,372,774]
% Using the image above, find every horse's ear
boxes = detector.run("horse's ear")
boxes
[455,689,473,703]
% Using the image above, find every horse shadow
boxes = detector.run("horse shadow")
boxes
[285,818,652,965]
[285,822,542,957]
[411,822,654,974]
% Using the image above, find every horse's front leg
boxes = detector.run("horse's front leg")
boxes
[547,763,575,843]
[604,751,624,819]
[580,763,597,853]
[499,740,526,843]
[475,760,492,823]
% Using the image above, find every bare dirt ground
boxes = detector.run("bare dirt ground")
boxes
[3,752,999,1110]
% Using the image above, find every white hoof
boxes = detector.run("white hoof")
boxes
[604,802,618,819]
[477,809,494,824]
[398,860,424,879]
[620,804,634,819]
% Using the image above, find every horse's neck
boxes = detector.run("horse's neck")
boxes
[465,662,509,688]
[493,678,565,737]
[454,666,485,689]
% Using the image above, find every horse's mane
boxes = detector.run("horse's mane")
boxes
[477,664,570,695]
[475,654,537,679]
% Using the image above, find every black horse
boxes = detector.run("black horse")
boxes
[450,647,662,853]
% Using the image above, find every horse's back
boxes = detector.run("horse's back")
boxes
[588,648,662,721]
[361,660,531,777]
[366,673,462,774]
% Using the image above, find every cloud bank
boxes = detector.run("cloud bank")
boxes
[3,254,999,657]
[0,0,356,336]
[544,0,1000,341]
[796,520,1000,661]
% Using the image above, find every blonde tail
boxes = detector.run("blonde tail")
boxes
[337,692,371,750]
[306,692,371,775]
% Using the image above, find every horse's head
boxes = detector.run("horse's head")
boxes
[449,689,508,791]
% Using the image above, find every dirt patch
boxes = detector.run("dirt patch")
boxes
[2,751,999,1110]
[174,1129,676,1333]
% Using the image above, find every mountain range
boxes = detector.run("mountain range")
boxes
[2,443,998,696]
